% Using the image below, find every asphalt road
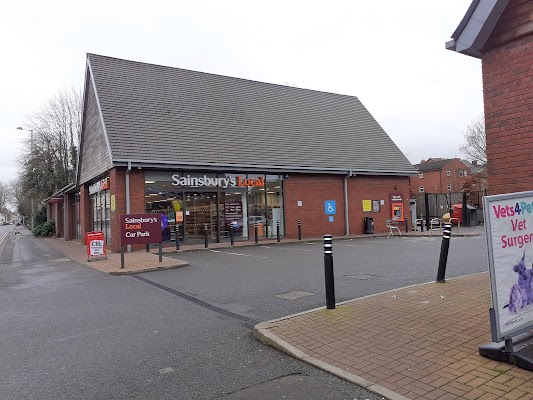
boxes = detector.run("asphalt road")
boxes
[150,229,489,321]
[0,227,385,400]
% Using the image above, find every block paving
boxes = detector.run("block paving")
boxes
[256,273,533,400]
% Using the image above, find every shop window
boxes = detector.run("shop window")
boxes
[419,187,424,193]
[418,172,423,179]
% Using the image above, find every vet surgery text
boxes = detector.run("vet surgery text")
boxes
[493,202,533,249]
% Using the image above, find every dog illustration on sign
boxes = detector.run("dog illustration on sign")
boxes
[506,251,533,314]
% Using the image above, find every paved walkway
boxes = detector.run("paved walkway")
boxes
[255,273,533,400]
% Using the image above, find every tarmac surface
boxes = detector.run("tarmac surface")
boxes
[41,226,533,399]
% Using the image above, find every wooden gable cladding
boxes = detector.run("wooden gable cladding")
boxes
[484,0,533,50]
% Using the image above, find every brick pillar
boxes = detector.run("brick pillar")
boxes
[64,193,71,241]
[79,184,91,246]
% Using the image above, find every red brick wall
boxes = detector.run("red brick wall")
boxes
[284,174,346,238]
[109,167,145,252]
[79,184,90,244]
[482,2,533,195]
[348,175,410,235]
[283,174,410,238]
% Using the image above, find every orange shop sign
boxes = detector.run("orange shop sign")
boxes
[171,174,265,189]
[89,177,110,195]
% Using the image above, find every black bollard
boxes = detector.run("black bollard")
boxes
[175,225,180,250]
[204,224,209,248]
[146,243,150,253]
[436,223,452,282]
[120,246,125,269]
[277,220,280,242]
[159,242,163,262]
[230,225,235,246]
[298,219,302,241]
[254,222,259,244]
[324,235,335,309]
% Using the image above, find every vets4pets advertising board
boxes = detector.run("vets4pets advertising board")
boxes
[484,190,533,341]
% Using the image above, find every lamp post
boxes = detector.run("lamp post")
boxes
[17,127,34,231]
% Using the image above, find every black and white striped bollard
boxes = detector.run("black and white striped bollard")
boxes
[436,223,452,283]
[324,234,335,309]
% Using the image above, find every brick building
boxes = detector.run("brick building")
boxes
[51,54,415,252]
[410,158,484,196]
[446,0,533,195]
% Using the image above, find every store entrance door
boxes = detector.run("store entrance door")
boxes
[184,193,218,243]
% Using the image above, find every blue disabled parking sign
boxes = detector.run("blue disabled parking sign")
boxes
[325,200,336,215]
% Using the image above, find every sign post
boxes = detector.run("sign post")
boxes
[120,214,163,269]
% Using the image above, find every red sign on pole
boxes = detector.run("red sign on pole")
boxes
[86,231,107,261]
[120,214,162,245]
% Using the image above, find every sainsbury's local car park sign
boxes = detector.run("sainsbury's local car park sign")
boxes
[171,174,264,189]
[484,190,533,341]
[120,214,162,245]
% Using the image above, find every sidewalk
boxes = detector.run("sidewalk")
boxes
[254,273,533,400]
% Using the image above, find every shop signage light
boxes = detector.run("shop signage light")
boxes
[171,174,264,188]
[89,177,110,195]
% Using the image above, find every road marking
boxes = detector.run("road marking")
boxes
[277,247,314,252]
[209,250,268,259]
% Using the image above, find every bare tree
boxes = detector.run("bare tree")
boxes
[0,182,9,213]
[459,115,486,164]
[18,86,82,206]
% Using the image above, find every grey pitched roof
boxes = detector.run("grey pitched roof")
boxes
[445,0,509,58]
[414,159,455,172]
[86,54,415,176]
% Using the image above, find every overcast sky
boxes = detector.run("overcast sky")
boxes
[0,0,482,186]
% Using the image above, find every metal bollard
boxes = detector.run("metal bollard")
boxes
[175,225,180,250]
[298,219,302,241]
[277,220,280,242]
[254,222,259,244]
[436,223,452,282]
[146,243,150,253]
[230,225,235,246]
[204,224,209,248]
[324,234,335,309]
[158,242,163,262]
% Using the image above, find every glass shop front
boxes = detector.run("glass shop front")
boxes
[144,171,285,244]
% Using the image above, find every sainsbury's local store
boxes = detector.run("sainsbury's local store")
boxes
[50,54,415,252]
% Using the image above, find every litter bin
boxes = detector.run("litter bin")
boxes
[363,217,374,234]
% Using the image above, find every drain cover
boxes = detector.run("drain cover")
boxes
[345,274,377,280]
[275,290,314,300]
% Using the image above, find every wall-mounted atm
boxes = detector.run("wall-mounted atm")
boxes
[390,193,405,221]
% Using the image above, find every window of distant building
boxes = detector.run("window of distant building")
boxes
[447,184,452,191]
[446,169,451,176]
[419,187,424,193]
[419,172,424,178]
[464,170,468,177]
[459,170,464,177]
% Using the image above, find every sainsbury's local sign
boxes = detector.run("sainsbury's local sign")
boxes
[171,174,264,189]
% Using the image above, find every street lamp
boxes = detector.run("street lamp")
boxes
[17,127,34,231]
